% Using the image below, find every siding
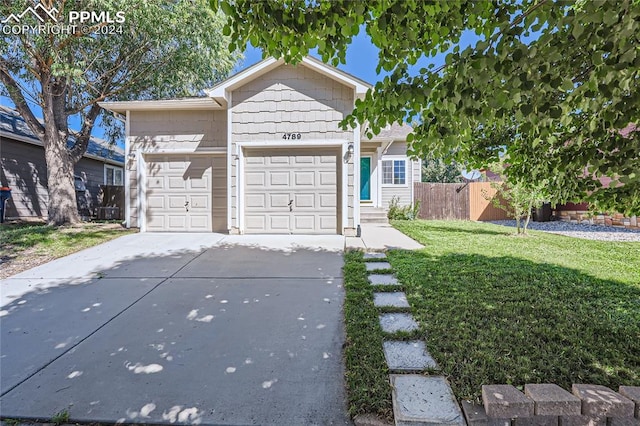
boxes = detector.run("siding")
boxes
[230,63,356,231]
[231,64,353,141]
[380,141,412,209]
[128,110,227,228]
[1,138,110,219]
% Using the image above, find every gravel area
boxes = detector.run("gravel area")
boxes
[489,220,640,242]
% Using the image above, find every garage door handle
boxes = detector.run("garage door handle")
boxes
[288,199,293,212]
[185,201,189,212]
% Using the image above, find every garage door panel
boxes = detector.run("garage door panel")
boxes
[168,215,186,228]
[294,171,314,186]
[294,215,315,230]
[244,148,338,234]
[270,172,289,186]
[147,195,165,209]
[190,195,209,209]
[294,193,314,208]
[189,216,209,230]
[245,171,265,186]
[147,177,164,189]
[168,196,187,209]
[246,194,266,208]
[319,193,337,208]
[269,215,290,230]
[319,216,337,230]
[269,193,291,208]
[319,171,336,185]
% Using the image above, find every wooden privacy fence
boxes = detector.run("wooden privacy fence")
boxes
[414,182,510,221]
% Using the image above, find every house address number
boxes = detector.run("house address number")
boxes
[282,133,302,140]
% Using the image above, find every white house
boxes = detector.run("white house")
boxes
[100,56,420,235]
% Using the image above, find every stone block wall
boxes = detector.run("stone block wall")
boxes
[462,384,640,426]
[554,210,639,230]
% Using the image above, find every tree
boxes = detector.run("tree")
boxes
[421,154,463,183]
[213,0,640,215]
[483,160,549,235]
[1,0,238,225]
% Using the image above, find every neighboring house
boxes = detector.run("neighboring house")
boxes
[99,56,420,235]
[0,105,125,220]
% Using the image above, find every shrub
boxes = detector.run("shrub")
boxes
[387,196,421,220]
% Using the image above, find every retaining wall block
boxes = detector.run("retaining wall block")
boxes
[513,415,559,426]
[525,384,582,416]
[618,387,640,419]
[572,385,635,419]
[559,415,606,426]
[483,385,535,419]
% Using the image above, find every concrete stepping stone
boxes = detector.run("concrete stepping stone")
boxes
[379,313,418,333]
[391,374,466,426]
[383,340,438,372]
[374,292,409,308]
[368,274,398,286]
[364,252,387,259]
[366,261,392,271]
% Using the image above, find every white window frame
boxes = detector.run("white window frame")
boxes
[381,157,408,187]
[104,164,124,186]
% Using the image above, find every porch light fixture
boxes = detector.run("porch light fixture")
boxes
[347,143,354,156]
[127,150,136,159]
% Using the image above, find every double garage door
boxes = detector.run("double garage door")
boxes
[244,148,339,234]
[144,149,340,234]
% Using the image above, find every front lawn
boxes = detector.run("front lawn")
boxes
[0,222,134,278]
[389,220,640,402]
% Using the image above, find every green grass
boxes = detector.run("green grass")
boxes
[1,222,134,276]
[343,251,393,420]
[389,220,640,402]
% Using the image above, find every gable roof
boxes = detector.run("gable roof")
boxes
[206,56,371,106]
[363,122,414,142]
[0,105,124,165]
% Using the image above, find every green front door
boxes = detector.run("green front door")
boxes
[360,157,371,201]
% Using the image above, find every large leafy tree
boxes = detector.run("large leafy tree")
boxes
[1,0,238,225]
[214,0,640,215]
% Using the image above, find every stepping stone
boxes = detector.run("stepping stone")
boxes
[364,252,387,259]
[379,313,418,333]
[383,340,438,372]
[368,274,398,286]
[391,375,466,426]
[366,261,392,271]
[374,292,409,308]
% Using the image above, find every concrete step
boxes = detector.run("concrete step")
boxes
[391,375,466,426]
[361,209,389,223]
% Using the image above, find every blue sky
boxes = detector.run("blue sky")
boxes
[1,27,477,143]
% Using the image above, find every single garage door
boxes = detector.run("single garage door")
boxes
[145,155,213,232]
[244,148,339,234]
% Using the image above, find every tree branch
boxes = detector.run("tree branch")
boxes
[69,102,101,163]
[0,60,45,139]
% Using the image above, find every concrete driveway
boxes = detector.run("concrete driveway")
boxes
[0,233,350,425]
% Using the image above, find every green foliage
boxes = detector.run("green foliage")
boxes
[51,409,70,425]
[421,154,464,183]
[213,0,640,215]
[391,220,640,401]
[387,196,420,220]
[342,251,392,420]
[483,161,550,234]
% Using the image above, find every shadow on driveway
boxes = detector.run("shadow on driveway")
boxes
[0,234,350,425]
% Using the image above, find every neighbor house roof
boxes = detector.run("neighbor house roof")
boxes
[0,105,124,165]
[363,122,414,142]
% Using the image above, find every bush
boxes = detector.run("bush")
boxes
[387,196,421,220]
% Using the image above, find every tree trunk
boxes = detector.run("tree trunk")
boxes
[44,132,80,226]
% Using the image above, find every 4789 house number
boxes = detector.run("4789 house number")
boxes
[282,133,302,140]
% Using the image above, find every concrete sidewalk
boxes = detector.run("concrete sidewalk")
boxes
[346,223,424,251]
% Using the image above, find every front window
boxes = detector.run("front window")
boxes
[382,159,406,185]
[105,165,124,186]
